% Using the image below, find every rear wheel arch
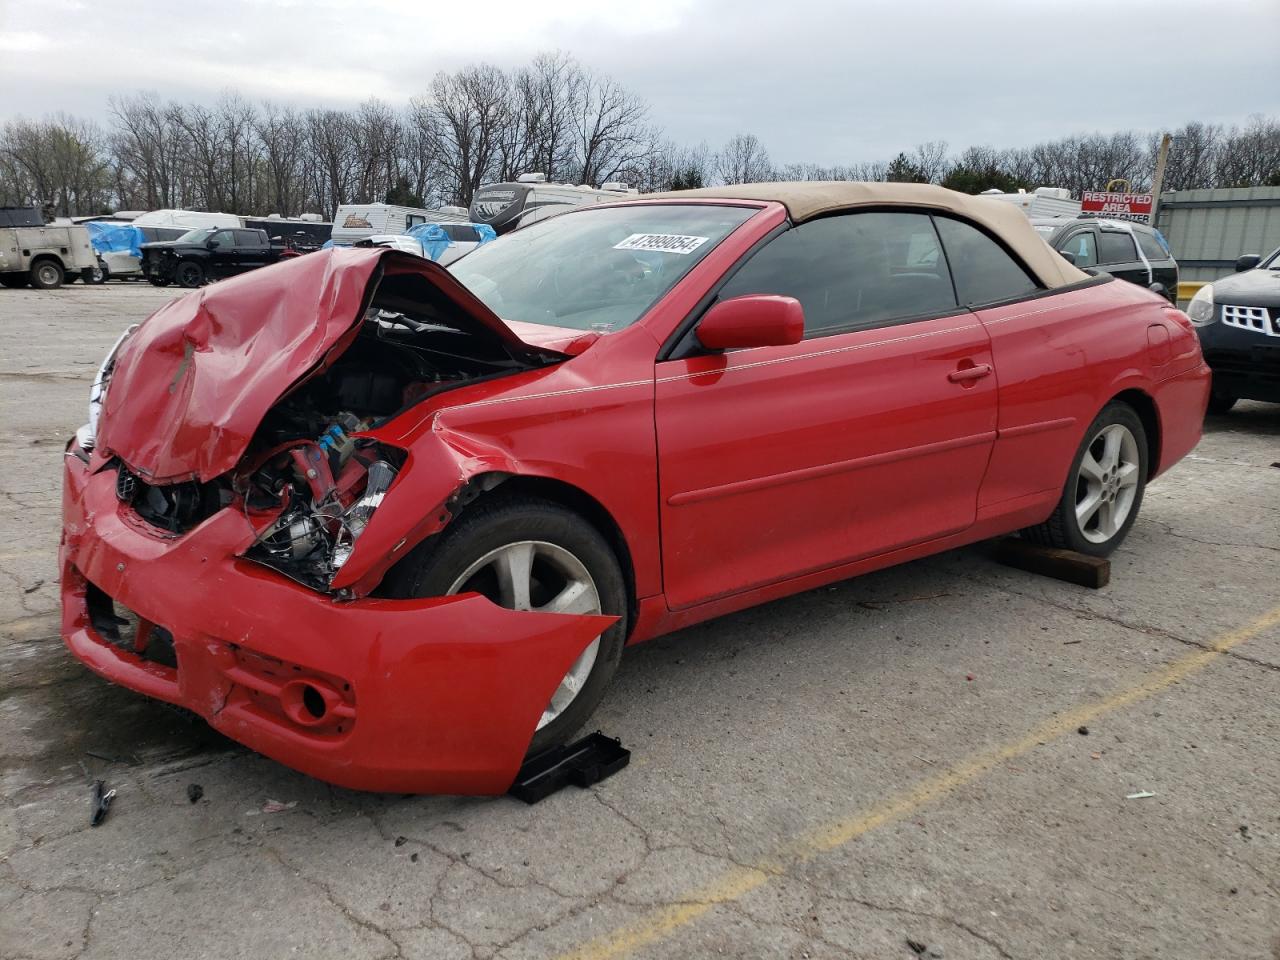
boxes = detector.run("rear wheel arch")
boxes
[1110,388,1160,479]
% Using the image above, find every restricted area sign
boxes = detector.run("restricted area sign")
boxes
[1080,191,1154,223]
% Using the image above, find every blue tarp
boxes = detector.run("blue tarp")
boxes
[84,221,144,259]
[406,222,496,262]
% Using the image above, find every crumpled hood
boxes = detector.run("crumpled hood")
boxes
[98,247,557,483]
[1211,267,1280,308]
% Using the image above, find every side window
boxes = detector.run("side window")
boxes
[235,230,263,247]
[934,217,1039,305]
[1136,231,1168,262]
[1059,230,1097,267]
[1098,231,1138,264]
[716,212,958,338]
[405,214,426,228]
[442,224,480,242]
[210,230,235,247]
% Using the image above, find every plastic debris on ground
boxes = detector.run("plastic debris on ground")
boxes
[509,732,630,804]
[250,799,298,814]
[1126,790,1156,800]
[90,780,116,826]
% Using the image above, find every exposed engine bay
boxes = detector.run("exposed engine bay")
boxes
[112,273,547,591]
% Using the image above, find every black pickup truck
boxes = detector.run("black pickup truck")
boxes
[140,226,306,287]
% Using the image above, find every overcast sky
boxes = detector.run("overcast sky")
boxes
[2,0,1277,165]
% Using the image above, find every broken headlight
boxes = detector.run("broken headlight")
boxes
[243,417,401,591]
[76,324,139,451]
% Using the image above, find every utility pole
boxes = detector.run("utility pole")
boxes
[1149,133,1173,227]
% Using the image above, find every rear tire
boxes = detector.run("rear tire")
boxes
[89,263,108,284]
[1021,402,1148,558]
[386,497,627,756]
[30,260,64,289]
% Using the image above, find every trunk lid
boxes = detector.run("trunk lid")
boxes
[98,247,560,483]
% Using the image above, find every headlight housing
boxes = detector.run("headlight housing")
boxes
[77,324,139,451]
[1186,284,1215,326]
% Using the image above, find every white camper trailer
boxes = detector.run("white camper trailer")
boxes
[979,187,1082,219]
[329,203,470,246]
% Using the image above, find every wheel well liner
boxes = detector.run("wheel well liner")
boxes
[465,474,639,636]
[1112,388,1160,479]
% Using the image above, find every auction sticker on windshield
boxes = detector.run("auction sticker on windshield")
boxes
[613,234,710,255]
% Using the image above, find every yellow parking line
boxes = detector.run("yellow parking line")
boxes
[558,603,1280,960]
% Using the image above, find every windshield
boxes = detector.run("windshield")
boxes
[1263,246,1280,268]
[449,204,756,331]
[175,227,216,243]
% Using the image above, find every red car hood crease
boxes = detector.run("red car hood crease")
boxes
[99,248,563,483]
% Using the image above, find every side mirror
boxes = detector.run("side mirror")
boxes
[206,240,220,250]
[1058,250,1077,266]
[696,295,804,350]
[1235,254,1261,272]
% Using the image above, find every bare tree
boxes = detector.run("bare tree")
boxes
[6,57,1278,218]
[716,133,773,185]
[306,108,359,216]
[573,71,649,186]
[0,115,111,215]
[912,140,949,184]
[403,97,443,206]
[1216,115,1280,187]
[109,94,186,209]
[255,103,306,215]
[431,64,510,205]
[508,51,583,182]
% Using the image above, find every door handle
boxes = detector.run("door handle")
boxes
[948,363,992,383]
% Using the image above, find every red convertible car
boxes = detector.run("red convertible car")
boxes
[60,183,1210,793]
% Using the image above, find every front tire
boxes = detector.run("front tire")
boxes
[175,260,204,288]
[1021,403,1148,557]
[387,497,628,755]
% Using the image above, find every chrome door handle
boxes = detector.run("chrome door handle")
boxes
[948,363,992,383]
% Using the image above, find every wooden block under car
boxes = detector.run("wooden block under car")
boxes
[990,538,1111,589]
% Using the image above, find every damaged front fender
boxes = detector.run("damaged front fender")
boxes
[325,412,524,596]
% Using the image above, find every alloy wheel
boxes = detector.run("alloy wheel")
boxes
[1074,423,1141,544]
[445,540,602,730]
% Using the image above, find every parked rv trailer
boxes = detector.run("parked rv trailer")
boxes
[469,173,639,234]
[979,187,1082,219]
[330,203,470,245]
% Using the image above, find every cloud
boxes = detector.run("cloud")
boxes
[0,31,52,52]
[0,0,1276,164]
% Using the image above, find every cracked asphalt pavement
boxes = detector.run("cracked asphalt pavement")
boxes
[2,284,1279,960]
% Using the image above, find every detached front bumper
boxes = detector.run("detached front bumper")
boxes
[60,454,612,794]
[139,255,175,283]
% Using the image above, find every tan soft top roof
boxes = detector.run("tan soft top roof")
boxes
[643,181,1088,289]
